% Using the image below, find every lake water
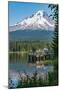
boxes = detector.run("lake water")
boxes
[9,53,54,88]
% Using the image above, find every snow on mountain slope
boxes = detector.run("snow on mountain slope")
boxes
[9,10,55,32]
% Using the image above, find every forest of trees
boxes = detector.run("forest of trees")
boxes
[9,41,51,52]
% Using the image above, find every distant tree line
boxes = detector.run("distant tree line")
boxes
[9,40,51,52]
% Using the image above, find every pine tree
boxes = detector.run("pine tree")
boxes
[48,4,58,58]
[48,4,58,85]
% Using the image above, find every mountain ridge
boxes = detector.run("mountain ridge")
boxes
[9,10,55,32]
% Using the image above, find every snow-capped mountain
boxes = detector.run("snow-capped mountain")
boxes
[9,10,55,32]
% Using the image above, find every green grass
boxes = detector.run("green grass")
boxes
[43,59,55,65]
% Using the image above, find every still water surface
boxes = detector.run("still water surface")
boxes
[9,53,54,88]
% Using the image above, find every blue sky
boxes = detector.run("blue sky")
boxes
[8,2,52,26]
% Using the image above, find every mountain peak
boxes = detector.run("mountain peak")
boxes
[9,10,55,32]
[35,10,44,16]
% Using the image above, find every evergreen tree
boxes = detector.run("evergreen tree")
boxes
[48,4,58,58]
[48,4,58,85]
